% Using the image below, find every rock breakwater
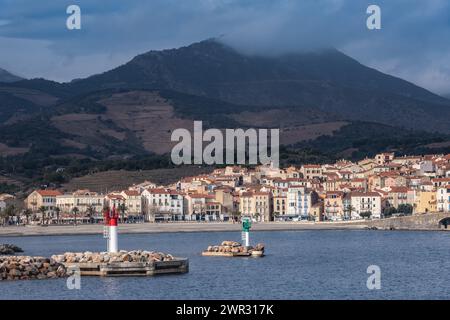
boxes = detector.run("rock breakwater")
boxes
[205,241,265,254]
[52,250,175,264]
[0,256,67,281]
[0,244,24,255]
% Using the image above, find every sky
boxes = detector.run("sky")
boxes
[0,0,449,94]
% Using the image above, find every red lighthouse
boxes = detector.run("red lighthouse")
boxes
[103,206,119,253]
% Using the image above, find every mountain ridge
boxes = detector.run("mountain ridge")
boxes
[56,39,450,133]
[0,68,23,83]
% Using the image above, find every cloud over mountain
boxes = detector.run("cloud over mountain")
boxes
[0,0,449,93]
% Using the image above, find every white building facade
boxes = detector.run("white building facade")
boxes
[287,186,316,218]
[437,185,450,212]
[142,189,184,221]
[350,192,382,219]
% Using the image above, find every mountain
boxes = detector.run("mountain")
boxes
[5,39,450,133]
[63,39,450,133]
[0,68,23,83]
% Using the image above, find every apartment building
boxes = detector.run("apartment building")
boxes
[324,191,345,221]
[385,187,414,210]
[184,193,219,221]
[437,185,450,212]
[310,202,324,222]
[239,191,272,222]
[105,193,126,209]
[273,194,288,218]
[120,190,142,216]
[350,178,368,191]
[214,187,234,215]
[287,186,318,219]
[141,188,184,221]
[349,192,382,219]
[432,178,450,189]
[414,191,437,214]
[25,190,62,212]
[56,190,104,215]
[300,165,323,180]
[375,152,395,165]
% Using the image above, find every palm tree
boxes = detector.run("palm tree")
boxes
[0,205,13,226]
[119,203,127,223]
[38,206,47,225]
[54,207,61,225]
[72,207,79,226]
[23,208,32,225]
[344,205,355,220]
[102,205,110,224]
[0,210,7,226]
[86,205,95,223]
[231,210,241,223]
[3,204,16,224]
[359,211,372,220]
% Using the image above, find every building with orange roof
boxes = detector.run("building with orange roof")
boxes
[239,191,272,221]
[300,164,323,180]
[385,187,414,210]
[141,188,183,221]
[375,152,395,165]
[56,190,104,215]
[348,192,382,219]
[105,193,125,209]
[120,190,142,215]
[25,189,62,212]
[432,177,450,188]
[324,191,345,221]
[184,193,222,221]
[350,178,368,191]
[273,194,287,218]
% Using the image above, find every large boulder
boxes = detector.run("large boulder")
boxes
[0,244,23,255]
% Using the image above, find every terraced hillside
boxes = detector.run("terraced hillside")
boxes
[62,166,213,193]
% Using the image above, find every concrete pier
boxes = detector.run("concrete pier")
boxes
[63,258,189,276]
[52,251,189,277]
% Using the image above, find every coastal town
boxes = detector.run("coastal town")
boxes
[0,152,450,226]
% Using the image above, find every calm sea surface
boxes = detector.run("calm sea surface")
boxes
[0,230,449,300]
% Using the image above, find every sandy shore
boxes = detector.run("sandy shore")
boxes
[0,221,369,237]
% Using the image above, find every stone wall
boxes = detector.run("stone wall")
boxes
[354,212,450,230]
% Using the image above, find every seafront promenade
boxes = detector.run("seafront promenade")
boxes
[0,221,368,237]
[1,212,449,237]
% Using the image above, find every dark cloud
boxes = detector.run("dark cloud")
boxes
[0,0,448,94]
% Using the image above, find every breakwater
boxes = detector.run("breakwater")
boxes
[53,250,188,276]
[52,250,175,264]
[203,240,265,257]
[0,256,67,281]
[0,244,23,255]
